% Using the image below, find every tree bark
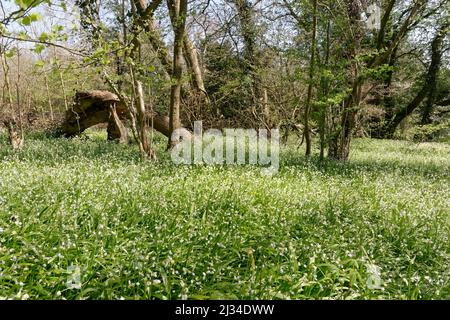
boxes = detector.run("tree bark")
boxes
[167,0,187,149]
[328,0,362,161]
[61,90,176,139]
[382,21,448,137]
[3,119,24,150]
[135,80,156,158]
[319,19,331,161]
[107,103,129,144]
[44,73,54,121]
[304,0,317,159]
[183,38,207,96]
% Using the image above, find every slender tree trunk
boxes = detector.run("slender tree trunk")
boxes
[0,51,14,109]
[167,0,187,149]
[2,47,25,151]
[165,0,207,97]
[16,47,24,144]
[58,70,68,111]
[44,73,54,121]
[262,88,271,129]
[182,38,207,96]
[53,48,69,111]
[135,80,156,159]
[304,0,317,159]
[319,19,331,161]
[107,102,129,144]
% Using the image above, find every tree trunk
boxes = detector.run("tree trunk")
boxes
[328,0,362,161]
[304,0,317,159]
[381,22,448,137]
[319,19,331,161]
[167,0,187,149]
[44,73,54,121]
[53,47,69,111]
[3,119,24,150]
[183,38,207,96]
[165,0,208,97]
[0,50,13,109]
[135,80,156,159]
[107,103,129,144]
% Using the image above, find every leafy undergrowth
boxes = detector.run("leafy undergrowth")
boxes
[0,131,448,299]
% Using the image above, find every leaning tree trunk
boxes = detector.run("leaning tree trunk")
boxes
[182,38,207,97]
[107,102,129,143]
[381,21,448,138]
[0,49,22,151]
[62,90,129,143]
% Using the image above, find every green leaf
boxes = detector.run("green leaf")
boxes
[21,16,32,26]
[34,60,45,68]
[5,49,16,58]
[29,12,41,22]
[34,44,45,54]
[16,0,42,9]
[21,13,41,26]
[18,31,28,40]
[38,32,48,42]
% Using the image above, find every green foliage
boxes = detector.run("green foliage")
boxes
[0,133,448,299]
[361,64,394,81]
[4,49,17,58]
[34,60,45,68]
[405,121,450,143]
[203,41,254,119]
[14,0,43,9]
[20,13,41,26]
[34,44,45,54]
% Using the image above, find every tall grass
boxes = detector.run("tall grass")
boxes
[0,131,448,299]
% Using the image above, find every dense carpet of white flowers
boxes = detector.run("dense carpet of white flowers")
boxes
[0,131,448,299]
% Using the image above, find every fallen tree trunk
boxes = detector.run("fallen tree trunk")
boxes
[60,90,178,140]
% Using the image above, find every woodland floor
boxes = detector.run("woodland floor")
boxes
[0,131,449,299]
